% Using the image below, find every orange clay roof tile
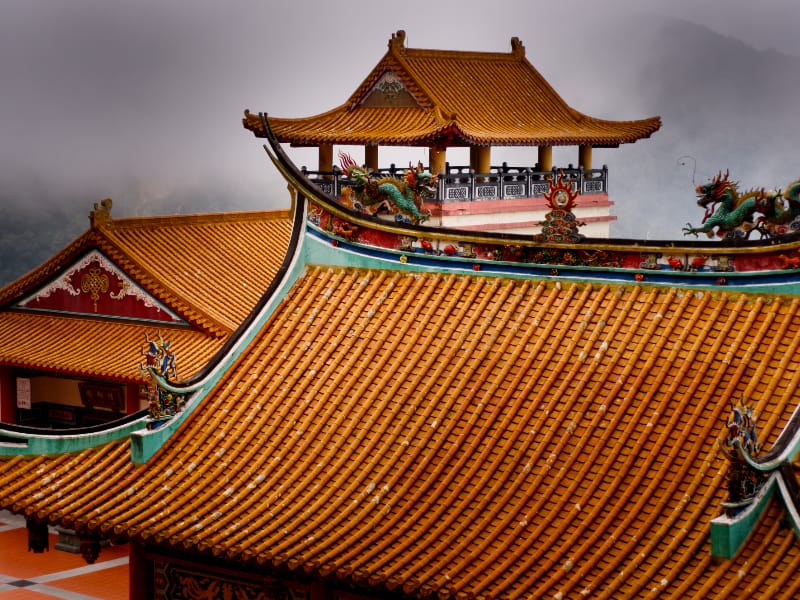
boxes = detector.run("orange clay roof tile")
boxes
[4,269,800,598]
[0,312,225,382]
[0,440,135,525]
[0,208,292,380]
[100,210,293,332]
[245,32,660,147]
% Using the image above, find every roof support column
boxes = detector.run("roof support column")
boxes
[318,144,333,175]
[365,144,379,172]
[309,580,331,600]
[579,145,593,171]
[470,146,491,175]
[128,541,150,600]
[538,146,552,172]
[429,147,446,176]
[0,366,14,424]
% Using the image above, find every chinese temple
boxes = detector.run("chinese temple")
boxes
[244,30,661,236]
[0,199,292,430]
[3,31,800,600]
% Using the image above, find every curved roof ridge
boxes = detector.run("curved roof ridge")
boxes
[107,208,290,230]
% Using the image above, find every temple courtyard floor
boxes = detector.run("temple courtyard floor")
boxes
[0,511,128,599]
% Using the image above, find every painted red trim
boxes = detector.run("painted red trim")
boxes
[448,214,617,232]
[426,194,612,217]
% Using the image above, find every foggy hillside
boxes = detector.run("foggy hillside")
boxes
[0,179,264,287]
[1,13,799,285]
[592,16,800,238]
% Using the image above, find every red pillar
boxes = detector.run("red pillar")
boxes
[126,383,142,414]
[0,366,16,424]
[129,541,151,600]
[310,579,332,600]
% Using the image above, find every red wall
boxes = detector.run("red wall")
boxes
[0,366,16,424]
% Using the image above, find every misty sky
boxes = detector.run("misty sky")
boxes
[1,0,799,241]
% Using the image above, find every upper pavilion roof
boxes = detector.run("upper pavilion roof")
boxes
[244,30,661,148]
[0,201,293,382]
[3,267,800,598]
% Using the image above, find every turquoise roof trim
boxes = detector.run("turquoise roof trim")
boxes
[0,416,146,456]
[130,200,308,464]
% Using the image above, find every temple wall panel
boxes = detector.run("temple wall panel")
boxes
[31,376,82,407]
[148,552,319,600]
[0,366,14,423]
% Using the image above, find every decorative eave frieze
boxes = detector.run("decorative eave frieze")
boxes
[15,249,184,324]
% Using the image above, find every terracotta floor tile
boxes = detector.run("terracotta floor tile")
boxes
[0,591,49,599]
[0,512,128,599]
[0,529,87,579]
[47,564,128,599]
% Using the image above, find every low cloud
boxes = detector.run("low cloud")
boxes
[0,0,798,280]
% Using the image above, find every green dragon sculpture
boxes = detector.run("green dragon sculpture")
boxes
[759,180,800,236]
[683,170,800,239]
[339,152,435,224]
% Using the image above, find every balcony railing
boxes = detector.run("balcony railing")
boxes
[301,163,609,203]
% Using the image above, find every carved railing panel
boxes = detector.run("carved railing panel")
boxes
[303,164,608,203]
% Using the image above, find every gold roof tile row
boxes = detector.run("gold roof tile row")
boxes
[0,312,226,381]
[104,211,292,332]
[3,268,800,598]
[0,441,133,523]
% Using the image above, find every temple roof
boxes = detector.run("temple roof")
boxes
[244,30,661,148]
[0,313,225,382]
[3,268,800,598]
[0,202,293,381]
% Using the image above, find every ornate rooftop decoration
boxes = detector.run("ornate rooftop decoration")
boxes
[139,333,185,428]
[15,250,183,323]
[719,399,764,509]
[711,397,800,560]
[15,249,183,323]
[338,152,435,224]
[684,170,800,240]
[89,197,113,228]
[533,172,585,243]
[360,70,419,108]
